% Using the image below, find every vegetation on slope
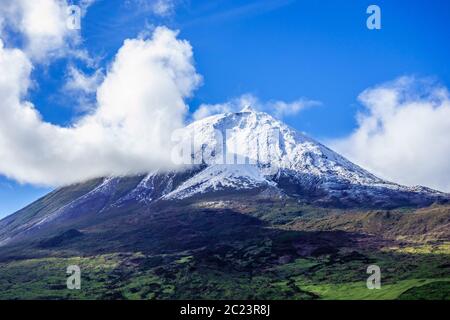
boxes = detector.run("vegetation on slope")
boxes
[0,198,449,300]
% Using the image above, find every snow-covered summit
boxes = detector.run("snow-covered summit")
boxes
[163,107,435,200]
[240,105,255,113]
[181,108,379,181]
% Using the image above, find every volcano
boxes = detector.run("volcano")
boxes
[0,108,449,300]
[1,107,447,246]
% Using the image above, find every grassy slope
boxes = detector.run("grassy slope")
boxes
[286,204,450,241]
[0,201,449,300]
[0,244,448,300]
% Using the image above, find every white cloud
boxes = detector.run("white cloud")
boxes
[270,99,321,118]
[192,94,257,120]
[192,93,319,121]
[65,65,104,94]
[0,0,81,62]
[152,0,175,16]
[0,27,201,186]
[130,0,176,17]
[331,76,450,192]
[192,103,234,121]
[63,65,104,112]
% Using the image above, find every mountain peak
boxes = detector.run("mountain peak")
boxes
[180,107,396,193]
[240,105,256,113]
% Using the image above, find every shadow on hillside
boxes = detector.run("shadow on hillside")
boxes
[0,207,449,300]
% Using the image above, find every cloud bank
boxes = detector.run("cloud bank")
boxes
[0,27,201,186]
[332,77,450,192]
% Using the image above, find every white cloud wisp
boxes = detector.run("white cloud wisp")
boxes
[193,93,320,121]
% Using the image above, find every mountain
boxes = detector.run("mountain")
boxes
[0,108,449,300]
[166,106,445,205]
[0,107,447,248]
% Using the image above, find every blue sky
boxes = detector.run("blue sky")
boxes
[1,0,450,218]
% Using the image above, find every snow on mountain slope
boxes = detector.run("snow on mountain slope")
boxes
[0,177,123,240]
[114,171,174,205]
[163,164,275,200]
[187,107,382,180]
[166,106,415,199]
